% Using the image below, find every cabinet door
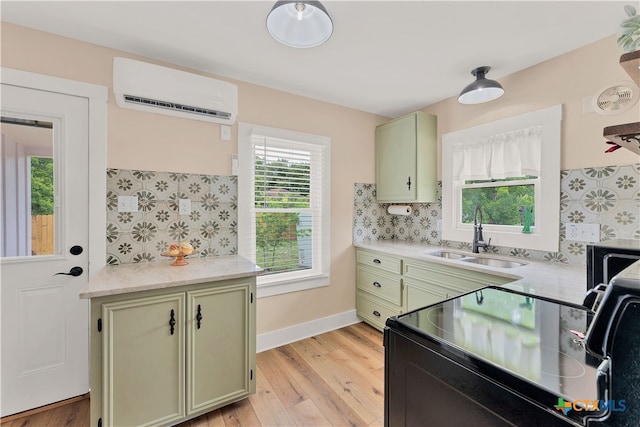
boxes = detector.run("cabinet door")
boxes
[376,113,417,202]
[102,293,185,427]
[186,282,255,416]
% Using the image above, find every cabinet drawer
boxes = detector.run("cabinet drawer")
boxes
[357,250,402,274]
[357,266,402,305]
[356,291,402,331]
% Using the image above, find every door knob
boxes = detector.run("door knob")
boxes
[54,266,83,277]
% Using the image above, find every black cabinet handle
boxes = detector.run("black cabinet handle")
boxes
[169,309,176,335]
[373,281,381,288]
[373,310,381,317]
[407,176,411,191]
[196,304,203,329]
[54,266,83,277]
[373,258,381,264]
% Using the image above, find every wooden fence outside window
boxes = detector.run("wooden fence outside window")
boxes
[31,215,54,255]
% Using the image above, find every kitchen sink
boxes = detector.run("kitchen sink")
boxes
[424,250,468,260]
[423,250,527,268]
[461,257,526,268]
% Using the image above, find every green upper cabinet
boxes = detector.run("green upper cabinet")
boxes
[375,111,437,203]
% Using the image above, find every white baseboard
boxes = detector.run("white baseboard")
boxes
[257,309,360,353]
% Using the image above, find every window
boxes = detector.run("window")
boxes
[238,123,330,297]
[461,176,537,227]
[442,105,562,252]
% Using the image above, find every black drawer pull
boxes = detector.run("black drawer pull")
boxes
[373,258,381,264]
[372,310,381,317]
[372,281,381,288]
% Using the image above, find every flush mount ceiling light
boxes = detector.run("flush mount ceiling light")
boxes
[266,1,333,48]
[458,66,505,104]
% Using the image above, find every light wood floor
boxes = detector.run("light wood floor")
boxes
[2,322,384,427]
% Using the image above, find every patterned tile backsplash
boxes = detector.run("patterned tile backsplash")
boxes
[353,163,639,265]
[106,168,237,264]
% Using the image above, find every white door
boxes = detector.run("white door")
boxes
[1,84,90,416]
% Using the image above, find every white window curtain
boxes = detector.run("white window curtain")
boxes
[452,125,542,181]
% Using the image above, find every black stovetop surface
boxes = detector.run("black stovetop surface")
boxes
[395,286,603,404]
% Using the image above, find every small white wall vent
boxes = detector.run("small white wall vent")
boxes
[591,81,639,115]
[113,57,238,124]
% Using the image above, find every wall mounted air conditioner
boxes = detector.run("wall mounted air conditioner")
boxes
[113,57,237,124]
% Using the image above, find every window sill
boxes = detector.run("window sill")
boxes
[442,225,559,252]
[257,273,330,298]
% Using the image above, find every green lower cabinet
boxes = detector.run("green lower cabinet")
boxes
[91,278,256,427]
[102,293,186,427]
[186,285,254,416]
[355,248,517,330]
[404,278,452,312]
[356,291,402,331]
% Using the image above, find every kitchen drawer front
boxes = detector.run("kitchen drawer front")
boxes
[404,259,513,294]
[356,266,402,305]
[356,291,402,331]
[404,278,459,312]
[357,249,402,274]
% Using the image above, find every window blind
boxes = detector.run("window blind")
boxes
[248,134,327,276]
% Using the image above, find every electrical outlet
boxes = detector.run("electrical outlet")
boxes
[118,196,138,212]
[565,223,600,242]
[179,198,191,215]
[566,223,579,240]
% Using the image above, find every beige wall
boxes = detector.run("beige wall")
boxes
[1,22,384,335]
[423,34,639,177]
[2,22,638,335]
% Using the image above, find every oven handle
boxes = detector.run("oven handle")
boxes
[583,284,608,311]
[596,358,610,404]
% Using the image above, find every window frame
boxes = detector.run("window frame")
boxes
[238,123,331,298]
[442,105,562,252]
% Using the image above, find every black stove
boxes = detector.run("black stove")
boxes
[400,287,601,403]
[384,282,639,427]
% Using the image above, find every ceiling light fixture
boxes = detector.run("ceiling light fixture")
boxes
[266,1,333,48]
[458,66,504,104]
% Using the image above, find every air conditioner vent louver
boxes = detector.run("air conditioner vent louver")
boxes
[123,95,232,120]
[113,57,237,124]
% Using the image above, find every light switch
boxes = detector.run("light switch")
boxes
[118,196,138,212]
[231,154,238,175]
[179,198,191,215]
[221,125,231,141]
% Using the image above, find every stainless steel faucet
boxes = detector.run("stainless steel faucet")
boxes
[472,205,491,253]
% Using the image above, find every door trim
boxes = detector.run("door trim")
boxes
[1,67,108,279]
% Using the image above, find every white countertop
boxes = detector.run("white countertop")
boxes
[354,241,588,305]
[80,255,263,299]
